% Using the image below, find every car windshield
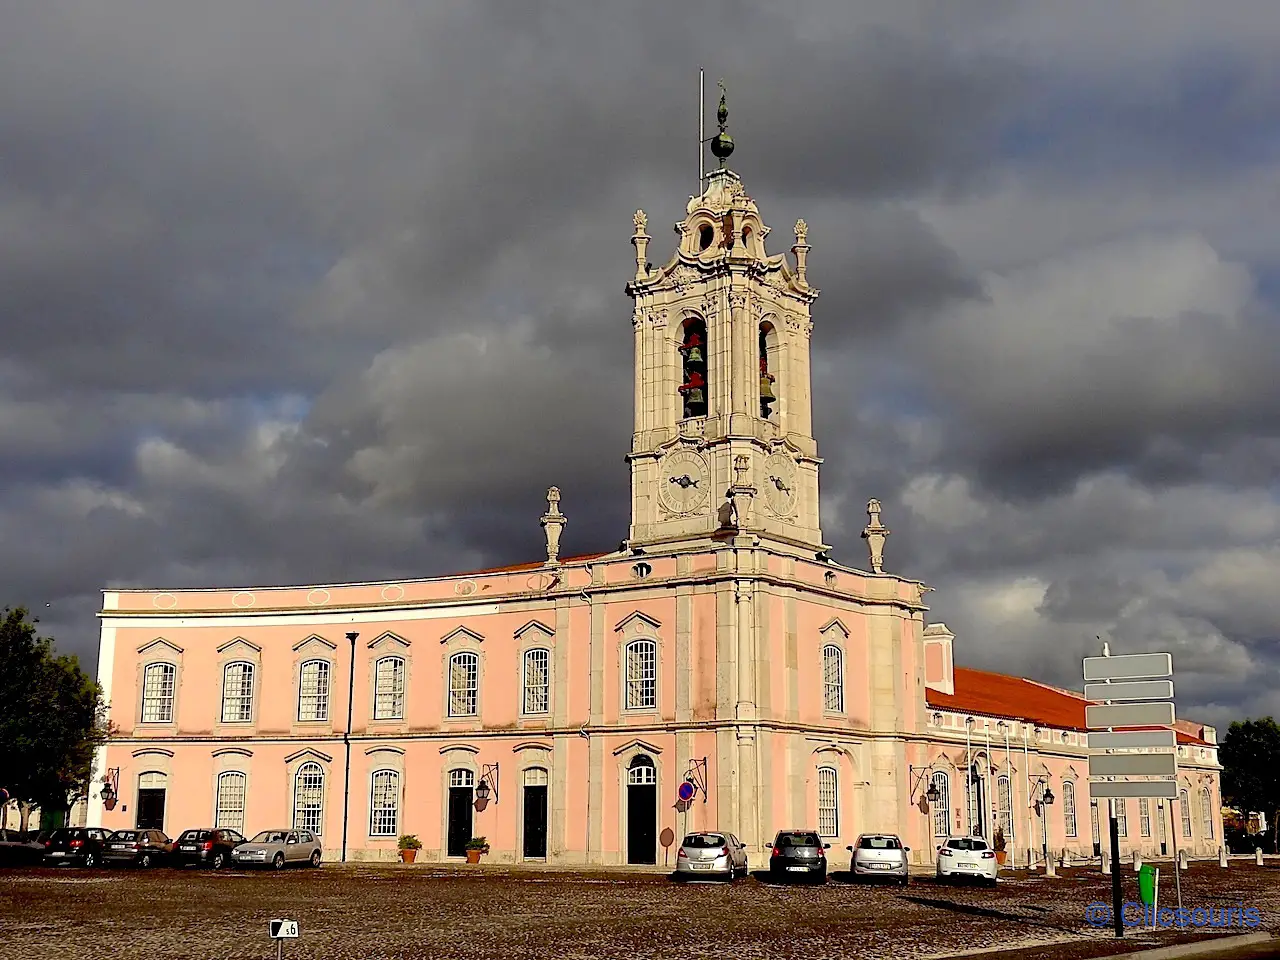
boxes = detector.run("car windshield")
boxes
[251,831,287,844]
[179,830,210,841]
[859,836,902,850]
[947,838,989,851]
[109,831,140,841]
[683,834,726,848]
[777,832,821,847]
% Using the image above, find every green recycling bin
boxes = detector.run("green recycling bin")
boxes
[1138,864,1156,905]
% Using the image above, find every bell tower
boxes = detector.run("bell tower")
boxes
[625,86,826,555]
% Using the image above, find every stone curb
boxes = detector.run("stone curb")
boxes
[1091,932,1274,960]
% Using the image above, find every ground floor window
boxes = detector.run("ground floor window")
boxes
[294,762,325,835]
[215,771,246,832]
[369,770,399,837]
[817,767,838,837]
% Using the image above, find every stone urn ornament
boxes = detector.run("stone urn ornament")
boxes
[861,498,890,573]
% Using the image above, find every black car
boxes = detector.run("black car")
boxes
[768,829,831,882]
[103,829,173,867]
[0,829,47,865]
[172,828,247,869]
[42,827,111,866]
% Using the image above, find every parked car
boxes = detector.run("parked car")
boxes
[848,833,910,885]
[231,829,322,869]
[103,829,173,867]
[0,829,47,865]
[936,836,998,886]
[768,829,830,883]
[42,827,110,867]
[674,831,749,881]
[173,828,247,869]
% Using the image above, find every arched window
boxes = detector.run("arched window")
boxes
[215,771,246,832]
[1201,787,1214,840]
[524,767,549,787]
[759,321,779,419]
[523,648,550,715]
[931,771,951,837]
[624,639,657,710]
[1139,798,1152,837]
[678,318,708,418]
[817,767,839,837]
[448,652,479,717]
[373,656,405,720]
[627,754,656,785]
[996,774,1014,845]
[221,661,255,723]
[1115,798,1128,837]
[450,768,475,789]
[369,770,399,837]
[1062,781,1078,837]
[293,762,325,835]
[1180,789,1192,838]
[822,644,844,713]
[298,660,330,722]
[141,662,176,723]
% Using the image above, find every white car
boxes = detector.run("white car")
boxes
[936,836,998,886]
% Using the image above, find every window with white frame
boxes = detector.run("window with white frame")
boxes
[1114,798,1128,837]
[627,755,656,785]
[1062,780,1078,838]
[817,766,839,837]
[220,662,255,723]
[523,648,550,714]
[1180,789,1192,838]
[298,659,330,721]
[624,639,657,710]
[215,771,246,831]
[448,652,479,717]
[293,762,325,834]
[141,662,176,722]
[373,656,405,720]
[931,771,951,837]
[450,768,475,789]
[369,770,399,837]
[1201,787,1214,840]
[1139,798,1152,837]
[996,774,1014,844]
[822,644,844,713]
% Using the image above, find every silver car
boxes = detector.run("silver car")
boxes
[675,831,749,881]
[848,833,909,885]
[936,836,998,886]
[231,829,322,869]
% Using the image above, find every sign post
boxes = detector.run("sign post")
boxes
[270,919,299,960]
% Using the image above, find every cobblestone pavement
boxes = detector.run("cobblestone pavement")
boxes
[1,862,1277,960]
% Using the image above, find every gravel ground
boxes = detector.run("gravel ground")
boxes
[1,862,1277,960]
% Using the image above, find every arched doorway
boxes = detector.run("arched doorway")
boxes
[446,769,474,857]
[626,755,657,865]
[136,771,167,831]
[522,767,549,860]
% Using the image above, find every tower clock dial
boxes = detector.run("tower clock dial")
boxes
[762,452,798,517]
[657,450,710,515]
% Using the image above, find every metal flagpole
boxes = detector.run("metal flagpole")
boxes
[1004,724,1014,866]
[1023,727,1033,868]
[698,68,704,192]
[965,718,974,836]
[985,721,994,840]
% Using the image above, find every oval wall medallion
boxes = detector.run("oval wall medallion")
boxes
[380,584,405,602]
[232,592,256,608]
[152,593,178,610]
[454,580,477,597]
[526,573,553,591]
[307,589,331,606]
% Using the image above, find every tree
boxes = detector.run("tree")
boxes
[0,607,108,831]
[1219,717,1280,853]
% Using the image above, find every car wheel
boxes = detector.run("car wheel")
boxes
[83,852,96,868]
[211,852,226,870]
[987,877,998,888]
[900,876,909,887]
[272,853,285,870]
[309,850,321,868]
[139,853,152,868]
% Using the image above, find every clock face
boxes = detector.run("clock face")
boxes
[657,450,710,515]
[762,452,798,517]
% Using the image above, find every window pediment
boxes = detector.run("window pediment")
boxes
[364,745,406,757]
[514,741,553,754]
[283,748,333,765]
[293,634,337,652]
[212,747,253,758]
[438,743,480,756]
[131,747,175,758]
[137,637,183,657]
[614,611,661,635]
[514,620,554,641]
[819,618,850,639]
[611,738,662,757]
[217,637,262,656]
[440,626,484,645]
[368,631,411,650]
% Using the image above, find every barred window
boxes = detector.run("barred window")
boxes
[1062,781,1078,838]
[1180,789,1192,838]
[369,770,399,837]
[817,767,839,837]
[293,762,325,835]
[298,660,330,722]
[1139,798,1152,837]
[822,644,844,713]
[1201,787,1214,840]
[141,662,176,723]
[1115,798,1128,837]
[374,657,405,720]
[215,771,246,832]
[931,772,951,837]
[448,652,479,717]
[523,648,550,714]
[624,639,657,710]
[221,662,254,723]
[996,774,1014,844]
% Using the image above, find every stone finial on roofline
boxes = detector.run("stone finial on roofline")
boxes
[861,497,890,574]
[541,486,566,565]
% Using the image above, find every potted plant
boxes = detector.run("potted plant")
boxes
[397,834,421,864]
[464,836,489,864]
[993,827,1007,865]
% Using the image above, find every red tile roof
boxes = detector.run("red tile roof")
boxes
[453,551,613,577]
[926,666,1209,746]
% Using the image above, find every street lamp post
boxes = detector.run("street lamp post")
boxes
[1035,778,1055,875]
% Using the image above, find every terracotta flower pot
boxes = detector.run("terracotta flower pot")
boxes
[465,849,482,864]
[400,849,417,864]
[995,850,1007,865]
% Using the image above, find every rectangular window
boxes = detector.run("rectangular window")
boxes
[374,658,405,720]
[523,649,550,714]
[1114,798,1128,837]
[1062,783,1078,838]
[822,645,844,713]
[369,771,399,837]
[996,776,1014,844]
[449,652,479,717]
[817,767,839,837]
[931,773,951,837]
[1180,791,1192,838]
[1139,798,1152,838]
[141,662,176,723]
[298,660,331,722]
[215,772,246,832]
[625,640,657,710]
[221,662,254,723]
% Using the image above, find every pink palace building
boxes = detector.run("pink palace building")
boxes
[90,116,1223,868]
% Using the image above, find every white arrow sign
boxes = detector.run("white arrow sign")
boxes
[1084,680,1174,702]
[1083,653,1172,682]
[1089,753,1179,778]
[1087,730,1178,751]
[1089,780,1178,800]
[1086,701,1176,729]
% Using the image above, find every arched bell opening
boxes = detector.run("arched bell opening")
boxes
[679,318,709,419]
[759,321,779,420]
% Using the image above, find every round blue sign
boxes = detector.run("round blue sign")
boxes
[678,780,697,802]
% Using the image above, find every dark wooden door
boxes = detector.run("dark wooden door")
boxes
[627,783,656,864]
[136,789,166,831]
[523,785,548,859]
[447,787,473,857]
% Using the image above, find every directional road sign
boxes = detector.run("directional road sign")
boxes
[1089,780,1179,800]
[1083,653,1172,682]
[1086,701,1176,729]
[270,920,299,940]
[1084,680,1174,702]
[1088,753,1179,778]
[1087,729,1178,751]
